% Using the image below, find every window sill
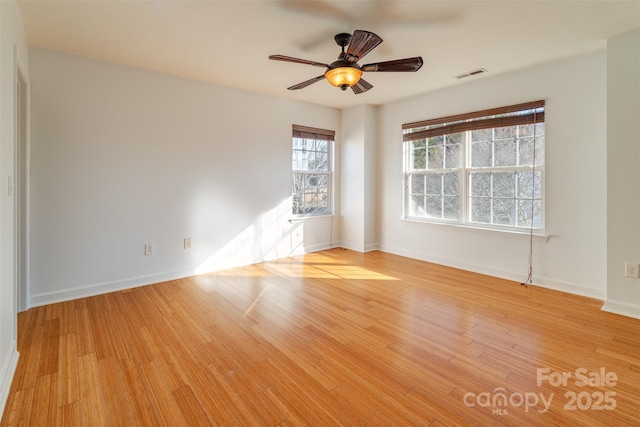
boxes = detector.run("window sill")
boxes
[401,218,549,242]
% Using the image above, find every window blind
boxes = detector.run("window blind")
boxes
[292,125,335,141]
[402,100,545,142]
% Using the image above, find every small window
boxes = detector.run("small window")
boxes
[403,100,545,232]
[292,125,334,217]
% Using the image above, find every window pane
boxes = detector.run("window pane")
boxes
[443,196,459,220]
[518,124,534,137]
[445,144,462,169]
[446,132,464,145]
[494,140,517,166]
[411,140,426,170]
[297,150,310,170]
[428,135,443,147]
[517,171,542,199]
[470,172,491,197]
[518,138,534,166]
[517,199,542,228]
[470,197,491,223]
[495,126,516,140]
[306,151,317,170]
[492,172,515,198]
[492,198,515,225]
[470,141,492,167]
[534,136,545,166]
[471,128,492,142]
[425,174,442,194]
[443,173,459,196]
[409,195,425,216]
[411,174,425,195]
[316,140,327,152]
[292,173,304,214]
[427,146,444,169]
[304,174,317,188]
[292,173,330,215]
[292,150,301,170]
[316,174,329,191]
[425,195,442,217]
[314,151,328,171]
[518,137,544,167]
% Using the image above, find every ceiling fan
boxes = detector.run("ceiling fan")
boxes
[268,30,423,94]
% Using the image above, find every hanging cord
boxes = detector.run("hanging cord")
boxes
[521,111,538,287]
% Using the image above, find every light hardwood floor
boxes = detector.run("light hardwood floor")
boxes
[1,249,639,426]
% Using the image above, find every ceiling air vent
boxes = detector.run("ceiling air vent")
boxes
[454,68,487,79]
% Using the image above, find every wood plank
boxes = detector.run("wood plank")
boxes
[56,333,79,407]
[137,361,188,425]
[77,353,108,427]
[74,307,95,356]
[1,387,35,426]
[118,356,160,426]
[173,385,214,427]
[97,356,135,427]
[30,374,57,426]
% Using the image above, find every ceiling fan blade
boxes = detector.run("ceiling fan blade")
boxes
[287,75,326,90]
[351,78,373,94]
[269,55,328,68]
[361,57,424,72]
[345,30,383,63]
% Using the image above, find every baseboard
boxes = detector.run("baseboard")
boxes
[378,243,606,300]
[29,242,336,308]
[0,343,19,421]
[364,243,380,253]
[302,242,334,253]
[529,278,606,300]
[331,242,360,252]
[601,300,640,319]
[29,268,198,308]
[331,242,379,253]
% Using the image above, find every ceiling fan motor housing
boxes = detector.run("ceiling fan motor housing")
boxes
[334,33,352,48]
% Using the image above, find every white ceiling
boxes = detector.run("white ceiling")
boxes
[17,0,640,109]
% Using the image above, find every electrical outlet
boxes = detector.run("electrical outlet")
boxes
[184,238,192,249]
[144,244,154,256]
[625,262,640,279]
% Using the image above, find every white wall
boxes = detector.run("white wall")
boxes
[28,47,340,307]
[0,0,28,418]
[340,104,378,252]
[377,51,608,299]
[363,105,378,251]
[604,29,640,318]
[340,106,365,251]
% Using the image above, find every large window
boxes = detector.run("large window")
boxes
[292,125,334,216]
[403,100,545,232]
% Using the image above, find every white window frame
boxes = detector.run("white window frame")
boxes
[403,101,545,234]
[292,125,334,218]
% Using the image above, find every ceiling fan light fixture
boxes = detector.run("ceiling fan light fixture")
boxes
[269,30,423,94]
[325,65,363,90]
